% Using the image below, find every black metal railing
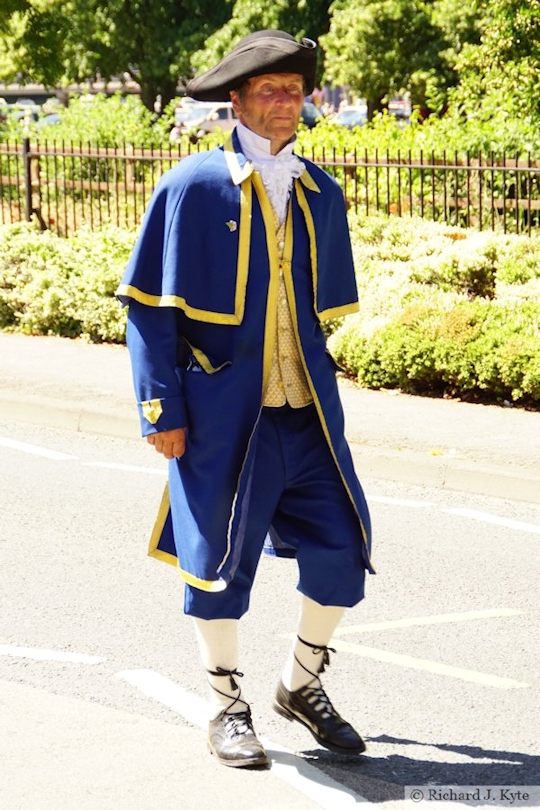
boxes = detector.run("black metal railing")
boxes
[2,139,540,236]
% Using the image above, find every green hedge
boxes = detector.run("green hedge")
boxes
[0,222,134,343]
[1,215,539,407]
[329,214,540,406]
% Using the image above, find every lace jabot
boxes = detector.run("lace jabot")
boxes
[235,121,305,224]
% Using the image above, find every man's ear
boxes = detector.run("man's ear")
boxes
[230,90,241,116]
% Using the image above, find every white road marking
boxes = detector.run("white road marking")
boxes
[83,461,166,475]
[0,644,106,664]
[330,639,529,689]
[0,436,76,460]
[333,608,524,635]
[260,737,370,808]
[281,609,528,689]
[444,507,540,534]
[116,668,209,727]
[116,669,373,808]
[4,435,539,541]
[367,495,432,508]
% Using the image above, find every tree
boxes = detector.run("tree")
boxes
[321,0,472,118]
[452,0,540,122]
[0,0,233,111]
[0,0,28,79]
[0,0,28,30]
[191,0,333,87]
[428,0,484,111]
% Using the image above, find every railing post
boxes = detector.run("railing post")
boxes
[23,136,33,222]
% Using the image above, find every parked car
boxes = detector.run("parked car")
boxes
[170,101,237,142]
[8,104,40,124]
[331,105,368,130]
[300,101,323,128]
[37,113,61,128]
[388,97,411,123]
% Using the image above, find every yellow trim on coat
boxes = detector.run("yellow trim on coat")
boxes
[295,178,359,321]
[279,225,374,569]
[251,172,282,397]
[147,484,176,564]
[213,171,282,577]
[235,177,252,322]
[294,179,359,321]
[318,301,360,320]
[178,567,228,592]
[294,179,318,305]
[148,545,178,566]
[141,398,163,424]
[298,166,321,193]
[118,148,253,325]
[219,172,284,577]
[117,285,245,324]
[147,484,229,590]
[187,344,230,374]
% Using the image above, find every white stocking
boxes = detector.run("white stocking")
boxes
[193,617,245,717]
[281,596,345,691]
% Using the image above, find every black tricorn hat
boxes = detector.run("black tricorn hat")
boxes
[186,30,317,102]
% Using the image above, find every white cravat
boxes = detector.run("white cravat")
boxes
[235,121,304,223]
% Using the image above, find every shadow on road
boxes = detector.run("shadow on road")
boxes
[299,735,539,803]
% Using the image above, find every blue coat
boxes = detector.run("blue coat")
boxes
[117,131,374,591]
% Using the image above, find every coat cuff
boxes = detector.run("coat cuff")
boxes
[137,395,188,436]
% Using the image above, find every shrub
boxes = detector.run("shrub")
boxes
[0,222,134,342]
[1,214,539,407]
[329,214,540,406]
[32,93,159,147]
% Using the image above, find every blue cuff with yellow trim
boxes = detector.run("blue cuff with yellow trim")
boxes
[137,395,188,436]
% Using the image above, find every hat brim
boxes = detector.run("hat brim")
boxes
[187,34,317,102]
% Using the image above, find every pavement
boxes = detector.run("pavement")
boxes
[2,330,540,810]
[1,331,540,505]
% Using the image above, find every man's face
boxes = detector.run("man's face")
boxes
[230,73,305,154]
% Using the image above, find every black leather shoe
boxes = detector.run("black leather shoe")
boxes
[208,708,269,768]
[273,681,366,754]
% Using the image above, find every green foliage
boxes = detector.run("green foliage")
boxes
[408,235,499,299]
[451,0,540,125]
[0,0,233,111]
[297,104,540,158]
[31,93,159,146]
[4,89,537,157]
[328,213,540,406]
[1,210,539,406]
[1,0,540,138]
[0,0,29,24]
[191,0,332,84]
[321,0,480,115]
[0,221,134,341]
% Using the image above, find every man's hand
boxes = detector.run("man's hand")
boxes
[147,427,187,459]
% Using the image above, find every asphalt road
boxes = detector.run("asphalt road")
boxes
[1,420,539,809]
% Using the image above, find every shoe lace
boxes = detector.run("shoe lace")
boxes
[206,666,250,718]
[297,682,337,719]
[207,666,244,692]
[294,636,338,719]
[297,636,336,674]
[222,709,254,737]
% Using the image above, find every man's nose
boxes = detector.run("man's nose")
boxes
[275,88,295,104]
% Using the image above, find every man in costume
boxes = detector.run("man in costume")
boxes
[117,29,375,768]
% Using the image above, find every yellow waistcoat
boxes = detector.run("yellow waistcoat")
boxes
[263,216,313,408]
